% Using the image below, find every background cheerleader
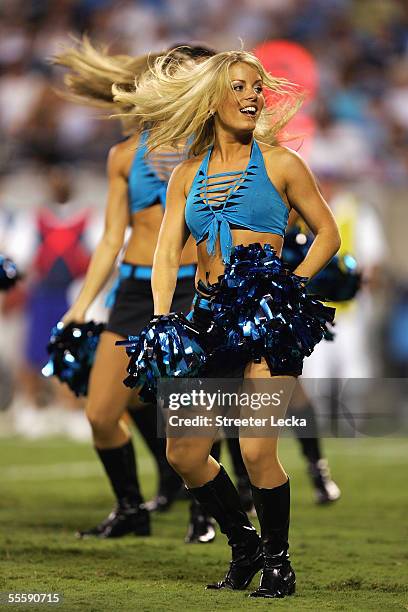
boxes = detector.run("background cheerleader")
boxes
[52,39,216,539]
[115,50,340,598]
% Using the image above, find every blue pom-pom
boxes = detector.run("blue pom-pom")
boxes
[117,313,209,395]
[0,254,19,291]
[42,321,105,396]
[282,228,311,270]
[204,243,335,374]
[282,227,361,301]
[307,253,361,301]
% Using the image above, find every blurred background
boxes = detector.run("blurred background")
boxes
[0,0,407,438]
[0,6,407,610]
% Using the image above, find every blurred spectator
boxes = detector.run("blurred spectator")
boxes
[308,103,373,178]
[302,173,388,380]
[0,0,406,427]
[0,0,406,180]
[0,48,46,141]
[386,285,408,377]
[2,163,103,436]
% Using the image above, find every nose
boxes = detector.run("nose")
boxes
[245,87,257,101]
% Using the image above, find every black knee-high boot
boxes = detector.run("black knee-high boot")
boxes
[189,465,263,589]
[77,439,150,539]
[185,441,221,544]
[128,404,183,511]
[249,479,296,598]
[291,404,341,504]
[291,403,321,462]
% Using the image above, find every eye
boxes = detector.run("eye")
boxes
[254,85,263,94]
[232,83,244,91]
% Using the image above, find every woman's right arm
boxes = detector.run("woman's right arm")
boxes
[62,144,129,324]
[151,163,190,315]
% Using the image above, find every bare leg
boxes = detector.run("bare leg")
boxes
[166,436,218,488]
[86,331,133,448]
[239,358,292,489]
[240,359,296,599]
[78,331,150,538]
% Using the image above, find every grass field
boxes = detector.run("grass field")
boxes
[0,435,407,612]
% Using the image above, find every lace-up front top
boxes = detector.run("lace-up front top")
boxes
[128,131,185,213]
[185,139,289,262]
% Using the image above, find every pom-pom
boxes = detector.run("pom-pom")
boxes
[308,253,361,302]
[282,227,361,301]
[282,228,310,270]
[206,243,335,374]
[0,254,19,291]
[42,321,105,396]
[117,313,212,395]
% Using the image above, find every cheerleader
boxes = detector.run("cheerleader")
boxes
[53,39,216,539]
[115,51,340,597]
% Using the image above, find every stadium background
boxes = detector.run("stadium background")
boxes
[0,1,407,610]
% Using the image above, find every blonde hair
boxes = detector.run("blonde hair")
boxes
[51,36,166,132]
[113,50,303,156]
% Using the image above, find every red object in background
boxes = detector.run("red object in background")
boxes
[253,40,319,159]
[253,40,318,104]
[33,208,91,282]
[282,113,317,159]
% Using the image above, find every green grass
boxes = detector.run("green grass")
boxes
[0,435,407,611]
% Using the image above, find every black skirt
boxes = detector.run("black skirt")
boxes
[106,276,195,338]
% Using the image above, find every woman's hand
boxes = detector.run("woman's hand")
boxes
[60,305,86,327]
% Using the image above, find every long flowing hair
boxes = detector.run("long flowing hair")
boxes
[113,50,303,156]
[51,36,165,132]
[52,36,162,108]
[52,38,216,134]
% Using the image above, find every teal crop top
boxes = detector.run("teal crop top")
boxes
[128,131,184,213]
[184,140,289,262]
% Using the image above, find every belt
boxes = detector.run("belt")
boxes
[118,262,196,281]
[191,292,212,310]
[185,291,212,322]
[106,262,196,307]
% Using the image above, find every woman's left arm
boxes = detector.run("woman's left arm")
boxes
[283,149,341,280]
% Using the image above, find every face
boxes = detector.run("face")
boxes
[215,62,265,134]
[48,168,72,204]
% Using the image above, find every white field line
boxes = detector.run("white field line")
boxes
[1,442,407,482]
[0,457,154,482]
[316,440,408,459]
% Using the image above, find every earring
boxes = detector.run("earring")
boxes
[209,109,215,116]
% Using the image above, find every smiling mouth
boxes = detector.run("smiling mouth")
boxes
[240,106,257,117]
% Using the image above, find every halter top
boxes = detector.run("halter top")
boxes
[185,140,289,262]
[128,131,185,213]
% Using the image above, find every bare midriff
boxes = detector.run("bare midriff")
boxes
[123,204,196,266]
[196,229,284,286]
